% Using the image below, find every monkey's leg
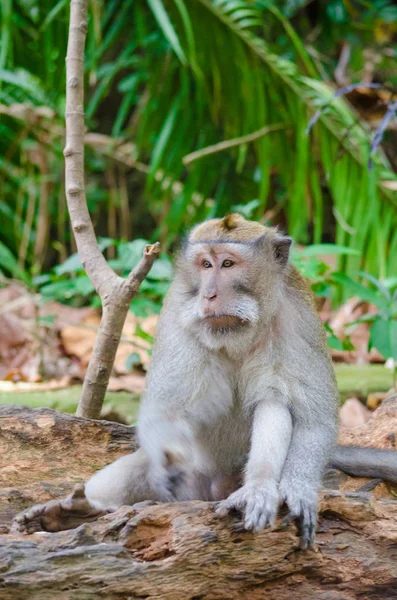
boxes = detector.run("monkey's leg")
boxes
[216,399,292,532]
[13,448,157,533]
[85,448,157,509]
[12,483,109,534]
[279,423,336,550]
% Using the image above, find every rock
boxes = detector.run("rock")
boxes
[339,397,371,430]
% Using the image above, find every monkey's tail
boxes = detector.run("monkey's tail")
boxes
[329,445,397,484]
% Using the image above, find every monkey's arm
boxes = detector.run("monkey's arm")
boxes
[329,445,397,484]
[216,399,292,530]
[278,418,337,549]
[138,400,203,500]
[137,315,213,499]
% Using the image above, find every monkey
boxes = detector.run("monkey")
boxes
[13,214,397,548]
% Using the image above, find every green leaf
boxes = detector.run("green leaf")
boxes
[40,280,77,301]
[39,0,68,31]
[342,337,355,351]
[301,244,360,257]
[135,324,154,344]
[40,276,95,301]
[147,0,187,64]
[311,281,332,298]
[331,273,387,309]
[0,68,50,105]
[54,253,83,275]
[326,0,347,23]
[369,317,397,361]
[32,274,51,286]
[147,96,180,187]
[392,320,397,361]
[0,241,30,284]
[349,312,377,326]
[73,275,95,296]
[326,334,344,352]
[292,253,329,281]
[118,73,141,93]
[98,237,116,252]
[357,271,391,301]
[130,296,162,317]
[324,322,355,351]
[140,279,170,296]
[112,88,136,137]
[118,239,149,271]
[147,258,173,281]
[383,277,397,290]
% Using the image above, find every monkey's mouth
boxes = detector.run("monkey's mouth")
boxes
[203,315,249,330]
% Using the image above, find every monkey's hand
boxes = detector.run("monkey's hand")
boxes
[279,479,318,550]
[215,482,280,532]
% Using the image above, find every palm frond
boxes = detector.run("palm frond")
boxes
[133,0,397,274]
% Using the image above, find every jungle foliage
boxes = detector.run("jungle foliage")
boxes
[1,0,397,292]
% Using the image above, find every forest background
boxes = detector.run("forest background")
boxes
[0,0,397,421]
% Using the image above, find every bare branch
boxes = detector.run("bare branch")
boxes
[182,124,286,166]
[64,0,115,295]
[65,0,159,419]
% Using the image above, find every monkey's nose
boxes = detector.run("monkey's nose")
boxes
[204,292,217,301]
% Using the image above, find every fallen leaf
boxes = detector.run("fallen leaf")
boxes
[108,374,146,394]
[60,312,100,365]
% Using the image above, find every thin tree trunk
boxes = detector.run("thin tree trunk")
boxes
[64,0,159,418]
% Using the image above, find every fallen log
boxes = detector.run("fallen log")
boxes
[1,403,397,599]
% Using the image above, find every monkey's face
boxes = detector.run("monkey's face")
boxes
[179,242,262,349]
[174,215,292,352]
[192,244,259,324]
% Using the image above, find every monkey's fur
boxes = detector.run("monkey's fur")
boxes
[14,215,397,548]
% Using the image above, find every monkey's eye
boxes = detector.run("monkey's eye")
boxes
[202,260,212,269]
[222,259,234,268]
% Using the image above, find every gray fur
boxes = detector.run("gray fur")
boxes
[86,233,340,549]
[15,220,397,543]
[83,227,397,549]
[330,446,397,484]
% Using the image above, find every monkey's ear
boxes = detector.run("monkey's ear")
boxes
[272,236,292,266]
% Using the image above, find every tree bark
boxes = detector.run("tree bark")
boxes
[64,0,159,418]
[1,404,397,599]
[2,493,397,600]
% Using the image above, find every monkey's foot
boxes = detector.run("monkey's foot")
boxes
[215,483,279,532]
[279,481,317,550]
[11,484,111,534]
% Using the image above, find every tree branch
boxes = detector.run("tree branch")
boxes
[65,0,159,419]
[182,124,286,165]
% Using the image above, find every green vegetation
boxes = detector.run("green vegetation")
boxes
[0,386,140,423]
[0,0,396,372]
[1,0,397,281]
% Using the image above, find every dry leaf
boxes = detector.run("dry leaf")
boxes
[60,312,101,365]
[108,374,146,394]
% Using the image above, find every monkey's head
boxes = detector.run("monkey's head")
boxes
[176,214,292,351]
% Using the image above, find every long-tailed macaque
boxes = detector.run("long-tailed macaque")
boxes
[14,214,397,548]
